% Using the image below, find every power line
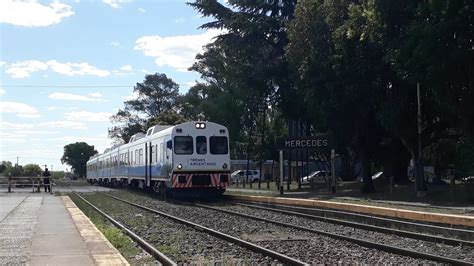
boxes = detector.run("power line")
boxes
[2,85,133,87]
[1,84,195,88]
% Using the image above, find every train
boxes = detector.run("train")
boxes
[86,121,230,196]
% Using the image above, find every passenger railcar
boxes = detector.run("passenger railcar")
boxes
[86,121,230,196]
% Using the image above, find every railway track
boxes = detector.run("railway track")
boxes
[195,202,473,265]
[73,193,176,266]
[229,201,474,246]
[98,191,462,264]
[74,192,306,265]
[230,200,474,242]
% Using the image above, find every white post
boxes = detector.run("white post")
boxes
[279,150,284,195]
[331,149,336,193]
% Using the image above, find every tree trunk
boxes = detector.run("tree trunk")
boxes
[361,147,376,193]
[414,153,426,191]
[393,158,410,185]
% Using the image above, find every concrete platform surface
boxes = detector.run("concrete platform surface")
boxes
[0,194,128,265]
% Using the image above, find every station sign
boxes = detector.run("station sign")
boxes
[277,135,333,150]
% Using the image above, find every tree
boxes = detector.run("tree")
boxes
[61,142,97,178]
[0,161,12,175]
[287,0,387,192]
[110,73,180,143]
[188,0,297,159]
[23,164,43,177]
[3,163,23,177]
[145,110,187,128]
[109,109,144,144]
[124,73,179,117]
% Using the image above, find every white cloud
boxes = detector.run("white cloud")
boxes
[0,0,74,27]
[0,122,34,130]
[174,18,186,23]
[39,121,87,130]
[0,88,6,95]
[110,41,120,46]
[0,61,6,68]
[120,65,132,71]
[64,111,112,122]
[4,60,111,78]
[14,130,60,135]
[46,60,110,77]
[47,106,77,111]
[138,8,146,13]
[88,92,103,98]
[49,92,107,102]
[0,102,41,118]
[103,0,131,9]
[112,65,135,76]
[5,60,48,78]
[134,29,223,72]
[122,91,139,101]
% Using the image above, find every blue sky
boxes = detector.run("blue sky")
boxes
[0,0,223,171]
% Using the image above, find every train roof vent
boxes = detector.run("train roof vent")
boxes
[146,125,172,136]
[129,133,146,143]
[111,143,123,150]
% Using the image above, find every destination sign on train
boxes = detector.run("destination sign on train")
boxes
[277,135,332,150]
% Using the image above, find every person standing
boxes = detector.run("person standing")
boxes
[42,168,51,193]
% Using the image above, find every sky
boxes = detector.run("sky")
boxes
[0,0,223,171]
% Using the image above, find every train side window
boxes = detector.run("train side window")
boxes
[210,136,228,154]
[174,136,193,154]
[150,145,155,163]
[160,143,163,161]
[139,149,143,165]
[196,136,207,154]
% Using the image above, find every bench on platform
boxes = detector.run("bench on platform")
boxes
[0,176,43,192]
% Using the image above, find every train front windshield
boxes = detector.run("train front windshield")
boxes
[173,136,228,155]
[210,136,228,154]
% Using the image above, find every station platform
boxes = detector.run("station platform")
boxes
[0,192,128,265]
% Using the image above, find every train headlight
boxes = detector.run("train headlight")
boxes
[195,122,206,129]
[177,164,183,169]
[222,163,228,169]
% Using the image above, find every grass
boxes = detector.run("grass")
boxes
[68,193,155,265]
[55,178,90,187]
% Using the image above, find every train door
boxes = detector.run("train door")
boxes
[164,137,172,178]
[147,142,152,187]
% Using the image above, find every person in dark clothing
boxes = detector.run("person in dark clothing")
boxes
[42,168,51,193]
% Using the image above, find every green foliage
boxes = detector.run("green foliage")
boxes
[109,73,180,143]
[0,161,12,175]
[23,164,43,177]
[61,142,97,178]
[146,110,187,128]
[188,0,296,159]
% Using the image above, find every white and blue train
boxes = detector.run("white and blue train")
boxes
[86,121,230,196]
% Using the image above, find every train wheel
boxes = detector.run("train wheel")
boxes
[152,182,160,193]
[158,182,167,199]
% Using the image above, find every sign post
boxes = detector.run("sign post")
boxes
[276,135,333,194]
[331,149,336,193]
[279,150,284,195]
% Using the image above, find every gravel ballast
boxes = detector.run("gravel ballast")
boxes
[80,193,276,264]
[105,190,445,264]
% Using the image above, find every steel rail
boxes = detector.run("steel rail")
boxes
[100,193,308,266]
[195,203,473,266]
[72,193,177,266]
[233,202,474,247]
[232,200,474,241]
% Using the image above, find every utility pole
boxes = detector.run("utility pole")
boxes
[16,156,19,166]
[416,82,426,192]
